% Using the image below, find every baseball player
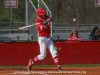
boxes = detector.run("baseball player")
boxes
[27,8,61,71]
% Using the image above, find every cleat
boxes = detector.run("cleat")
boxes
[27,59,34,70]
[58,67,62,71]
[27,65,32,71]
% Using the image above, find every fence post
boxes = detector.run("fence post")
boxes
[10,8,13,33]
[25,0,28,26]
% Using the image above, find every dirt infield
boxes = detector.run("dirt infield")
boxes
[0,67,100,75]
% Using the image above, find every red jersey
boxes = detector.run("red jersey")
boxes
[36,16,53,37]
[68,36,83,41]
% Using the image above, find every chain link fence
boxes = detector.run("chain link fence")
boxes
[44,0,100,24]
[43,0,100,40]
[0,0,37,41]
[27,0,37,41]
[0,0,25,31]
[0,0,100,41]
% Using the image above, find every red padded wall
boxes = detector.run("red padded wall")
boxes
[0,41,100,66]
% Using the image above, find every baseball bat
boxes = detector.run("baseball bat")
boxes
[19,19,51,30]
[19,23,40,30]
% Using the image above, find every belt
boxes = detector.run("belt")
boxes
[40,36,50,38]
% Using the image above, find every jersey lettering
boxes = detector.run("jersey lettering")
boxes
[40,25,43,30]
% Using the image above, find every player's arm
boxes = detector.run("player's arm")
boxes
[43,17,53,29]
[36,21,47,30]
[43,17,53,24]
[36,17,53,29]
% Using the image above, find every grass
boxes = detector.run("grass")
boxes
[62,64,100,67]
[0,64,100,69]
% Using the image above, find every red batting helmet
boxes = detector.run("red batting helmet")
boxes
[36,8,47,16]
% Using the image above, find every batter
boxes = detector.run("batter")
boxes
[27,8,61,71]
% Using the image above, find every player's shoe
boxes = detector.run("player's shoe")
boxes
[27,59,34,70]
[58,67,62,71]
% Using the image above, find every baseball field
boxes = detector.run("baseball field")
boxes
[0,64,100,75]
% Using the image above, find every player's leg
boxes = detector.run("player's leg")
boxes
[48,38,61,70]
[30,42,47,62]
[27,37,47,70]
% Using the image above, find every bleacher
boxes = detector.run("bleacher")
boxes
[52,23,100,40]
[0,22,32,42]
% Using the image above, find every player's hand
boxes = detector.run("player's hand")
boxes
[47,18,51,22]
[43,17,52,25]
[43,20,48,25]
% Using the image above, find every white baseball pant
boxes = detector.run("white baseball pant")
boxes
[38,37,58,60]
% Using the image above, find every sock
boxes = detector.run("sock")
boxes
[53,56,61,68]
[31,56,39,64]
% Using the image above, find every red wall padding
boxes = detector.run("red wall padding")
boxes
[0,41,100,66]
